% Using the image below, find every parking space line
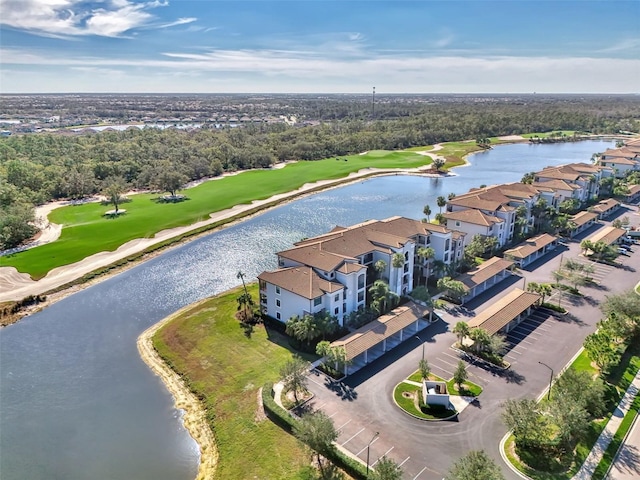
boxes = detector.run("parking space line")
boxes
[412,466,428,479]
[308,375,325,387]
[341,427,365,446]
[328,411,338,418]
[399,456,411,467]
[436,358,458,368]
[356,437,379,456]
[371,447,394,466]
[337,419,352,430]
[442,352,461,361]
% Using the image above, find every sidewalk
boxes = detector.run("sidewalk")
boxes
[571,369,640,480]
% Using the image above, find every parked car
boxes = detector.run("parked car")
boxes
[618,248,630,256]
[619,244,634,253]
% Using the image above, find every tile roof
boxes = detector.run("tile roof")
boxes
[467,288,541,335]
[278,245,352,272]
[588,226,627,246]
[445,209,503,227]
[503,233,557,259]
[591,198,621,214]
[258,266,344,299]
[571,211,599,228]
[627,184,640,196]
[602,147,637,159]
[601,156,638,166]
[336,262,367,274]
[331,302,431,360]
[532,179,580,191]
[458,257,514,292]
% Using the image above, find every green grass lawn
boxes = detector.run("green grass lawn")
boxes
[521,131,578,139]
[393,382,457,419]
[406,371,482,397]
[152,284,316,480]
[1,150,430,279]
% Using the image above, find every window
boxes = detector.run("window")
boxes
[455,221,461,227]
[357,291,364,302]
[275,286,281,295]
[334,307,339,315]
[363,252,373,264]
[313,297,322,307]
[276,299,281,307]
[259,279,267,290]
[334,294,340,302]
[276,312,281,320]
[357,274,365,289]
[444,239,450,251]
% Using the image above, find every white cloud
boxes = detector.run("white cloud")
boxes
[0,0,190,38]
[156,17,197,29]
[2,46,639,93]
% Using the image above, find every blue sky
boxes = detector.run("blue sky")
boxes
[1,0,638,93]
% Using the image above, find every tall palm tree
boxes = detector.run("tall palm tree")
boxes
[423,205,432,222]
[453,321,470,347]
[416,246,435,284]
[436,195,446,214]
[469,328,491,354]
[286,314,321,345]
[369,280,399,315]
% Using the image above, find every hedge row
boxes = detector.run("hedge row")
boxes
[261,382,369,479]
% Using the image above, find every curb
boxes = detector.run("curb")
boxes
[392,382,458,422]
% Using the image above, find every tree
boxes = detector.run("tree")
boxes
[436,195,447,213]
[453,321,470,347]
[580,239,594,255]
[501,399,548,449]
[448,192,456,200]
[453,360,468,390]
[521,171,535,184]
[432,157,446,172]
[527,282,552,304]
[0,199,38,249]
[374,259,387,280]
[549,392,591,448]
[280,355,309,404]
[553,367,606,418]
[154,169,188,198]
[584,330,620,373]
[392,252,405,269]
[370,456,403,480]
[316,341,349,373]
[369,280,399,315]
[418,358,430,380]
[423,205,432,222]
[286,313,321,345]
[487,334,508,356]
[294,411,338,478]
[468,328,491,354]
[600,289,640,328]
[437,276,466,302]
[431,259,446,278]
[236,271,255,323]
[434,212,446,225]
[102,176,127,213]
[416,247,434,283]
[445,450,505,480]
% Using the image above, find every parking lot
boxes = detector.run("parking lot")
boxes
[302,205,640,479]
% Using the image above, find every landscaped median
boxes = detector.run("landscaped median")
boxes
[501,344,640,480]
[393,369,482,420]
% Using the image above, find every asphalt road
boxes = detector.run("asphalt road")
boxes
[306,204,640,479]
[606,415,640,479]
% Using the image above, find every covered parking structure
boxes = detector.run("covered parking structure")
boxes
[467,288,541,335]
[458,256,514,302]
[328,302,432,376]
[569,211,599,238]
[587,226,628,246]
[591,198,621,219]
[503,233,558,268]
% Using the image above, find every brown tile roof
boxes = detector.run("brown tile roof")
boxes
[588,226,627,245]
[258,266,344,299]
[336,262,367,274]
[369,216,441,237]
[571,211,598,227]
[591,198,621,214]
[278,245,352,272]
[602,147,637,159]
[445,209,503,227]
[536,167,582,182]
[503,233,557,259]
[458,257,514,292]
[532,179,580,191]
[467,288,541,335]
[627,184,640,196]
[331,302,431,360]
[601,156,638,166]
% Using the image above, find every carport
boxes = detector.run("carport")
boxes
[569,211,599,238]
[458,256,514,302]
[467,288,541,335]
[591,198,621,219]
[329,301,432,376]
[587,226,628,246]
[503,233,558,268]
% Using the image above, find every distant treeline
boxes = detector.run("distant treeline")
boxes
[1,97,639,207]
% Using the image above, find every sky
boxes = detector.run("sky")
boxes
[0,0,638,94]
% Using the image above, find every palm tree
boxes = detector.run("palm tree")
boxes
[580,239,594,256]
[448,192,456,200]
[369,280,399,315]
[431,259,446,278]
[416,247,435,284]
[374,259,387,280]
[423,205,432,222]
[469,328,491,354]
[436,195,446,214]
[453,321,470,347]
[286,313,321,345]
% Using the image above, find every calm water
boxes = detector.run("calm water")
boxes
[0,140,613,480]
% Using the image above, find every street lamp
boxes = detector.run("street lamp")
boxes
[538,361,554,401]
[366,431,379,477]
[415,335,425,362]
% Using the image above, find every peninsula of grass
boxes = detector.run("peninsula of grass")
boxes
[503,345,640,480]
[152,284,318,480]
[1,149,430,279]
